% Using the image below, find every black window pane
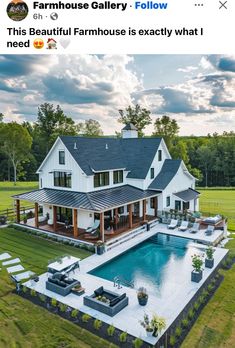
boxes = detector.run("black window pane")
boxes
[59,151,65,164]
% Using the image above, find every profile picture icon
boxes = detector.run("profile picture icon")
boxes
[7,0,28,21]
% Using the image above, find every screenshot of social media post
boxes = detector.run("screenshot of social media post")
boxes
[0,0,234,347]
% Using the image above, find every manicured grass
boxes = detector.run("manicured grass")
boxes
[0,227,116,348]
[198,189,235,231]
[0,181,38,211]
[181,237,235,348]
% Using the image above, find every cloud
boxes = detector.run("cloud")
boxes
[0,54,235,136]
[177,66,198,73]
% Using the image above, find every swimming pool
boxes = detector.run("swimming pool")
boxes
[90,233,204,299]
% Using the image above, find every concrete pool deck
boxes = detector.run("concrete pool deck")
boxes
[24,224,228,345]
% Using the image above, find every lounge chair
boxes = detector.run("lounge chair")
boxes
[205,225,214,236]
[178,221,189,231]
[85,229,100,240]
[189,222,200,234]
[86,219,100,233]
[167,219,178,229]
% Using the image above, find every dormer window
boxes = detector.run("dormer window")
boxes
[150,168,154,179]
[59,150,65,165]
[158,150,162,161]
[113,170,123,184]
[94,172,109,188]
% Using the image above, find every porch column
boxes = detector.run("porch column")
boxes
[128,204,133,229]
[142,200,146,221]
[73,209,78,238]
[100,212,104,242]
[114,208,118,229]
[34,202,39,228]
[154,197,158,217]
[53,206,57,232]
[16,199,20,223]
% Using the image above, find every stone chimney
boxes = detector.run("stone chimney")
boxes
[121,123,138,138]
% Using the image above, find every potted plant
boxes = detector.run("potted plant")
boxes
[205,246,215,268]
[23,215,27,224]
[191,254,204,282]
[137,287,148,306]
[150,314,166,337]
[139,314,153,336]
[95,240,105,255]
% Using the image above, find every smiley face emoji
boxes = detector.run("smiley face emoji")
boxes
[33,38,44,49]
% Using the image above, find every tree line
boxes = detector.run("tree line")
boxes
[0,104,234,187]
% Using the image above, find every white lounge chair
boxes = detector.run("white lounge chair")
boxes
[178,221,189,231]
[189,222,200,234]
[167,219,178,229]
[205,225,214,236]
[86,219,100,233]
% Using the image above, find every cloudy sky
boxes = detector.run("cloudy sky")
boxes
[0,54,235,135]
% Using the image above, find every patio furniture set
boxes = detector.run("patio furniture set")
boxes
[167,215,222,235]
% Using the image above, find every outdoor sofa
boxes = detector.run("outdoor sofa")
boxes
[46,272,80,296]
[203,215,222,225]
[84,286,128,316]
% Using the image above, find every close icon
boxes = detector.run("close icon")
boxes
[219,1,227,9]
[50,12,58,20]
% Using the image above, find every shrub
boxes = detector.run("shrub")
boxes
[39,294,46,302]
[175,326,182,338]
[198,295,204,304]
[30,289,36,297]
[169,335,176,346]
[82,313,91,323]
[51,298,57,307]
[93,319,102,330]
[202,290,209,299]
[207,284,214,292]
[107,325,115,336]
[194,301,200,311]
[181,318,189,328]
[59,303,67,312]
[22,286,28,293]
[119,331,128,343]
[188,308,194,320]
[133,338,143,348]
[71,309,78,318]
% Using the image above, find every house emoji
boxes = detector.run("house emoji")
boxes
[47,38,57,49]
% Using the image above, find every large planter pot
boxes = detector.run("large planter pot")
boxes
[146,330,153,337]
[138,296,148,306]
[96,245,105,255]
[152,328,158,337]
[205,258,214,268]
[191,270,203,283]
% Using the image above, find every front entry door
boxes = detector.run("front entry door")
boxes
[56,207,72,224]
[175,200,181,211]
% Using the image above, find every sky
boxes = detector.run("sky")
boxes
[0,54,235,136]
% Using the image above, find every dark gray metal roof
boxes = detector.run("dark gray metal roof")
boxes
[60,136,162,179]
[173,188,200,202]
[122,123,138,131]
[13,185,159,212]
[148,159,182,190]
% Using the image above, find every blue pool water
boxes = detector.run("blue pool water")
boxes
[90,234,203,298]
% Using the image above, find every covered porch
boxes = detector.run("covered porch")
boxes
[13,186,160,243]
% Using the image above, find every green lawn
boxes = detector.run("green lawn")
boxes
[199,189,235,231]
[0,227,116,348]
[0,181,38,211]
[181,237,235,348]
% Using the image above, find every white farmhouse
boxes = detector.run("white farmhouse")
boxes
[14,124,199,242]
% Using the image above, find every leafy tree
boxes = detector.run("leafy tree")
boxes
[197,145,215,187]
[0,113,3,122]
[118,104,152,137]
[0,122,32,184]
[36,103,77,155]
[77,119,103,137]
[171,140,189,164]
[152,115,179,149]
